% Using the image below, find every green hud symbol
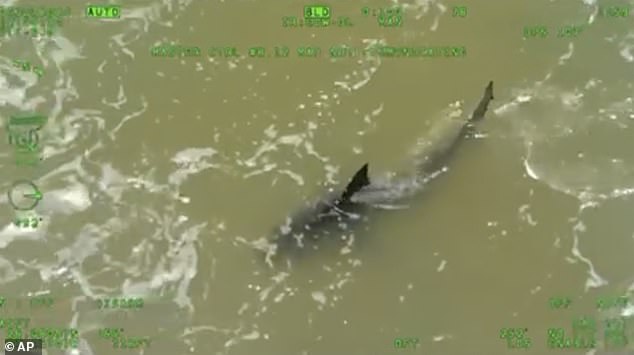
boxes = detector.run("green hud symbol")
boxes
[304,5,330,19]
[6,114,46,150]
[452,6,467,17]
[8,180,43,211]
[8,128,39,151]
[14,152,40,166]
[6,114,46,165]
[394,338,405,348]
[86,5,121,19]
[7,114,46,127]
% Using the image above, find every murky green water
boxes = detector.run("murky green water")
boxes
[1,0,634,354]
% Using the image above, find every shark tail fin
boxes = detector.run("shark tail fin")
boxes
[339,163,370,202]
[469,81,494,122]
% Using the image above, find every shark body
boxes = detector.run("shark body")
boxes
[267,81,495,262]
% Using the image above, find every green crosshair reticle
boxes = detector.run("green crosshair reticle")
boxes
[8,179,43,211]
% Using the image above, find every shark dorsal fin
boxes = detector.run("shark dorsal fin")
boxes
[469,81,494,122]
[339,163,370,203]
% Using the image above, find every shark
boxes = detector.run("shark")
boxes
[265,81,495,264]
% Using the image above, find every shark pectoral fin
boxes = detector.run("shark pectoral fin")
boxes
[339,163,371,202]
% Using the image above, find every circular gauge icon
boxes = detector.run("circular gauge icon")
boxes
[8,179,43,211]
